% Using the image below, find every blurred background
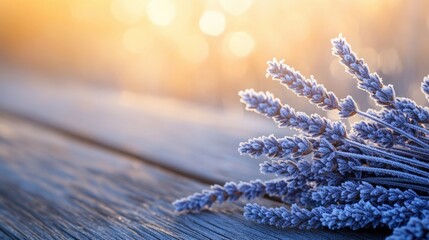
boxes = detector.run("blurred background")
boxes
[1,0,429,115]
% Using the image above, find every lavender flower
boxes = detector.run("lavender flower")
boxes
[422,76,429,102]
[394,97,429,124]
[387,211,429,240]
[239,89,281,118]
[352,121,396,147]
[238,135,313,159]
[240,89,347,143]
[333,35,429,126]
[267,59,339,110]
[173,180,266,212]
[332,36,395,106]
[339,95,357,118]
[174,35,429,240]
[312,181,418,206]
[260,159,311,180]
[243,203,328,229]
[321,198,429,230]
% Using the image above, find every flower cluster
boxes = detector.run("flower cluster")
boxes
[173,35,429,239]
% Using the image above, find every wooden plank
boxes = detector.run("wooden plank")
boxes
[0,78,284,183]
[0,115,384,239]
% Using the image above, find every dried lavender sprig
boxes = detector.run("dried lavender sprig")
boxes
[339,96,429,148]
[276,109,346,143]
[311,138,336,173]
[239,89,281,118]
[310,139,362,177]
[282,191,316,207]
[386,211,429,240]
[388,147,429,162]
[265,179,315,207]
[394,97,429,124]
[312,181,418,206]
[243,203,329,229]
[344,139,429,171]
[385,147,427,160]
[345,107,406,149]
[371,98,429,128]
[173,180,266,212]
[404,122,429,136]
[332,36,395,106]
[422,75,429,102]
[260,159,311,178]
[378,109,420,135]
[266,59,339,110]
[173,179,306,212]
[267,56,429,131]
[353,166,429,186]
[361,176,429,185]
[317,138,429,186]
[268,52,429,127]
[338,95,357,118]
[174,35,429,237]
[337,151,429,178]
[404,144,429,155]
[322,198,429,230]
[351,114,411,149]
[333,36,429,126]
[352,121,396,147]
[264,179,301,196]
[238,135,313,159]
[361,178,429,194]
[259,160,325,202]
[239,89,346,142]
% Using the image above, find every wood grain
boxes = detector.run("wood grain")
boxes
[0,115,384,239]
[0,79,284,183]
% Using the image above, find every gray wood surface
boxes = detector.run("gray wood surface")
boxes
[0,79,282,184]
[0,77,387,239]
[0,115,383,239]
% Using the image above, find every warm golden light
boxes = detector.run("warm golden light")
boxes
[226,32,254,58]
[219,0,253,15]
[0,0,426,110]
[379,49,402,75]
[199,10,225,36]
[110,0,146,24]
[147,0,176,26]
[122,27,154,54]
[179,35,209,64]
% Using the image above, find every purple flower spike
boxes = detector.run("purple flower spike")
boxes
[174,35,429,240]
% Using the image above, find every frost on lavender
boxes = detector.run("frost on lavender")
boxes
[173,35,429,239]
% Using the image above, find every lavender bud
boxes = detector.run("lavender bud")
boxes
[339,95,357,118]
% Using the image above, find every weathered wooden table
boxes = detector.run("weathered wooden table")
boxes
[0,78,385,239]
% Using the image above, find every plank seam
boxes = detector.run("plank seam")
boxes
[0,109,219,186]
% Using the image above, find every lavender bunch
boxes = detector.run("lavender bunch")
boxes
[173,35,429,239]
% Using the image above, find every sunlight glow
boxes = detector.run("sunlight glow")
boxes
[179,35,209,64]
[111,0,146,24]
[122,27,153,54]
[379,49,402,74]
[1,0,418,107]
[147,0,176,26]
[199,11,225,36]
[227,32,254,57]
[219,0,253,15]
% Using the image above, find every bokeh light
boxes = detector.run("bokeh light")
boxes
[199,10,226,36]
[226,32,254,58]
[122,27,154,54]
[111,0,146,24]
[0,0,428,111]
[219,0,253,15]
[147,0,176,26]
